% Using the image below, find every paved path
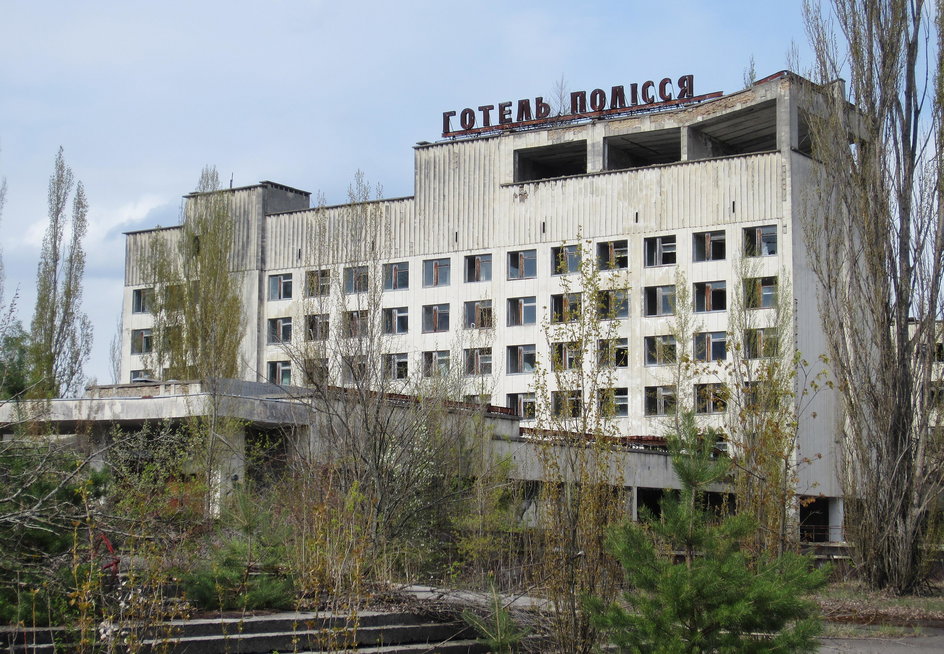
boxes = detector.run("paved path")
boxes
[819,629,944,652]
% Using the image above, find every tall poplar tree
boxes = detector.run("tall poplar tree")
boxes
[28,147,92,398]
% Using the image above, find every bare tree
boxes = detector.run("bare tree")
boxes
[802,0,944,593]
[27,147,92,398]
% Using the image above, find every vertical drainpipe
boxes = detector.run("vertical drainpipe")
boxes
[257,185,268,383]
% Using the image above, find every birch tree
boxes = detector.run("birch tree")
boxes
[27,147,92,398]
[802,0,944,593]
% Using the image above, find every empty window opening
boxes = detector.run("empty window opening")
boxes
[645,335,677,366]
[604,127,682,170]
[507,296,537,326]
[745,276,778,309]
[695,383,728,414]
[551,293,582,323]
[507,344,537,374]
[645,385,676,416]
[552,244,581,275]
[598,337,629,368]
[694,281,727,312]
[744,225,778,257]
[687,100,778,160]
[383,307,409,334]
[693,230,726,262]
[385,353,409,380]
[464,347,492,375]
[508,249,537,279]
[422,350,450,377]
[644,285,676,317]
[599,289,630,319]
[599,387,629,417]
[644,235,677,267]
[597,239,629,270]
[343,310,369,338]
[507,392,536,419]
[464,300,493,329]
[694,331,727,362]
[465,253,492,282]
[306,314,329,341]
[515,140,587,182]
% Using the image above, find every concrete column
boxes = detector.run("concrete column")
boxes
[828,497,845,543]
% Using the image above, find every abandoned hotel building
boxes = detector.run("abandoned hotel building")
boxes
[114,71,847,538]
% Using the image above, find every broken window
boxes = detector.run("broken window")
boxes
[268,273,293,300]
[694,331,727,362]
[131,328,153,355]
[507,393,536,419]
[267,360,292,386]
[507,296,537,326]
[132,288,153,314]
[645,335,677,366]
[551,293,582,323]
[382,307,409,334]
[305,314,329,341]
[598,337,629,368]
[744,225,778,257]
[382,262,409,290]
[423,258,451,287]
[507,344,537,374]
[693,230,726,262]
[306,269,330,297]
[464,347,492,375]
[343,266,369,294]
[645,385,676,416]
[745,276,778,309]
[515,140,587,182]
[343,310,369,338]
[644,285,676,317]
[552,390,583,418]
[384,353,409,380]
[694,281,727,312]
[267,317,292,344]
[422,304,450,333]
[508,249,537,280]
[464,300,493,329]
[302,357,328,384]
[644,235,677,267]
[599,289,629,319]
[341,355,367,384]
[465,253,492,282]
[597,239,629,270]
[695,383,728,414]
[552,341,582,371]
[599,387,629,418]
[551,244,581,275]
[422,350,450,377]
[745,327,779,359]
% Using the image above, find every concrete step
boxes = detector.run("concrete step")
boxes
[298,639,489,654]
[146,610,428,639]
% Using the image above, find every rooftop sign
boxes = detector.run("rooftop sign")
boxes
[442,75,719,138]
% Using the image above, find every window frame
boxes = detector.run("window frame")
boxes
[463,299,494,329]
[599,289,630,319]
[645,385,677,416]
[695,383,728,414]
[598,337,629,368]
[507,296,537,326]
[267,360,292,386]
[464,253,492,282]
[507,249,537,280]
[644,234,677,267]
[132,288,153,314]
[599,387,629,417]
[130,328,153,355]
[694,280,727,313]
[644,285,676,317]
[464,347,493,376]
[343,266,369,294]
[422,350,450,377]
[744,225,778,257]
[551,244,581,275]
[423,257,451,287]
[507,344,537,374]
[267,316,293,344]
[551,292,582,323]
[305,313,330,341]
[597,239,629,270]
[382,306,409,335]
[422,303,450,333]
[382,262,409,291]
[305,269,331,297]
[385,353,409,380]
[268,273,293,301]
[694,331,727,362]
[644,335,677,366]
[693,230,726,262]
[745,276,778,310]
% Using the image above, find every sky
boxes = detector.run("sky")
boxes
[0,0,815,385]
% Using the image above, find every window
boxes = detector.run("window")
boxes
[464,393,492,405]
[597,239,628,270]
[644,335,677,366]
[599,387,629,417]
[744,381,778,411]
[507,393,536,419]
[598,338,629,368]
[305,314,329,341]
[507,344,536,374]
[507,296,537,326]
[744,225,778,257]
[693,230,726,262]
[383,307,409,334]
[464,348,492,375]
[343,310,369,338]
[644,235,676,267]
[267,317,292,344]
[268,273,293,300]
[130,369,152,382]
[343,266,369,294]
[645,385,676,416]
[422,304,450,333]
[694,331,727,362]
[551,293,581,323]
[423,258,451,287]
[383,262,409,290]
[551,244,581,275]
[552,341,582,371]
[267,360,292,386]
[302,358,328,384]
[132,288,153,314]
[695,383,728,414]
[422,350,450,377]
[694,281,727,312]
[465,254,492,282]
[599,289,629,319]
[552,390,582,418]
[131,328,152,355]
[342,355,368,384]
[644,285,676,317]
[936,342,944,363]
[745,328,779,359]
[745,277,777,309]
[306,269,330,297]
[508,249,537,280]
[463,300,493,329]
[385,353,409,380]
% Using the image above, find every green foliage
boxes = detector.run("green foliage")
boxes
[461,583,528,654]
[0,321,28,400]
[589,413,827,653]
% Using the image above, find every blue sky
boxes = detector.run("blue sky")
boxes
[0,0,813,384]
